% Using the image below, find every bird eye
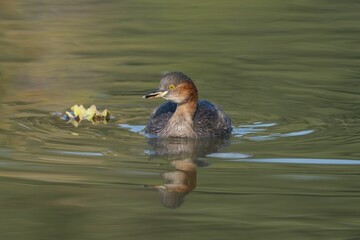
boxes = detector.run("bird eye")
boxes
[169,84,175,91]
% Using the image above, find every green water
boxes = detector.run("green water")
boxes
[0,0,360,239]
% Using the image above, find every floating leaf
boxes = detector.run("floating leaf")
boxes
[65,111,75,119]
[71,105,87,119]
[62,104,112,127]
[101,109,109,117]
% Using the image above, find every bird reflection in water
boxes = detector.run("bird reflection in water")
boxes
[156,158,196,208]
[146,137,229,208]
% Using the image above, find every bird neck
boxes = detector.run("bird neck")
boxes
[174,93,198,122]
[160,86,198,138]
[161,94,198,138]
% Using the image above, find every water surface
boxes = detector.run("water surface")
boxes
[0,0,360,239]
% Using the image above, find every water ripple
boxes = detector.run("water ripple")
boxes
[232,122,315,141]
[247,129,315,141]
[48,150,104,157]
[226,158,360,165]
[118,124,145,133]
[207,152,252,159]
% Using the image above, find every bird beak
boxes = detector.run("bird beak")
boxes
[143,89,168,99]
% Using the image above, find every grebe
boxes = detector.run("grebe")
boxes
[143,72,232,138]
